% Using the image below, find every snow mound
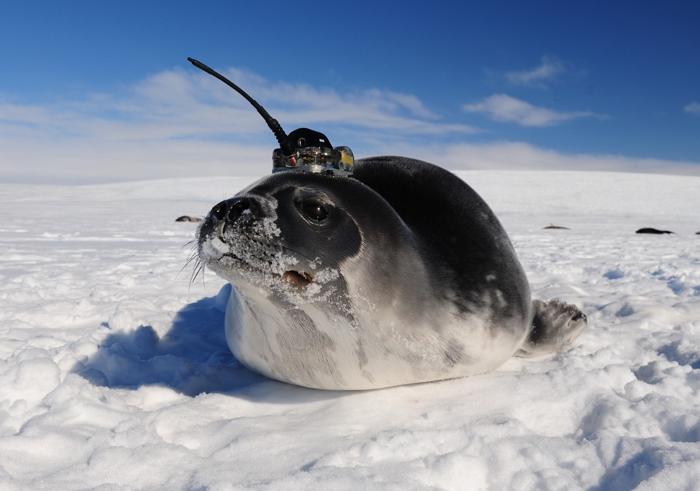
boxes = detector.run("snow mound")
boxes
[0,170,699,489]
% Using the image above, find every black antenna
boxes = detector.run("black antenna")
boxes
[187,57,290,154]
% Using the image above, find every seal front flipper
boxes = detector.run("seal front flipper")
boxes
[516,299,587,357]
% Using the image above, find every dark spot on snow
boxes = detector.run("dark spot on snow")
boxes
[583,400,684,488]
[633,361,663,384]
[615,304,634,317]
[543,224,570,230]
[661,417,700,443]
[635,227,673,235]
[580,399,615,439]
[657,341,700,369]
[666,277,686,295]
[81,367,108,386]
[604,269,624,280]
[300,459,318,472]
[590,446,673,491]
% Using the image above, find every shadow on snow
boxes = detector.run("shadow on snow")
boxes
[72,284,343,403]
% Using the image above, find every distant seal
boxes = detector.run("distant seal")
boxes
[197,156,587,390]
[636,227,673,235]
[176,215,203,223]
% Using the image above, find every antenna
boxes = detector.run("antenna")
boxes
[187,57,290,154]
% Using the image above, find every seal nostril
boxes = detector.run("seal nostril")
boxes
[228,199,249,222]
[212,200,229,221]
[210,198,251,223]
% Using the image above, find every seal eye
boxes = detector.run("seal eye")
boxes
[299,199,328,223]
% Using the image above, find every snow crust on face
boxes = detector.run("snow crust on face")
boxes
[1,171,699,489]
[198,198,342,312]
[199,206,297,282]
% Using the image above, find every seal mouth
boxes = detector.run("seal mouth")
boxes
[282,270,314,288]
[220,250,314,289]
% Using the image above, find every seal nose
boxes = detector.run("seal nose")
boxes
[210,197,253,223]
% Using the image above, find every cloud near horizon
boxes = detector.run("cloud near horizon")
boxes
[684,101,700,115]
[401,141,700,177]
[0,65,476,183]
[463,94,603,127]
[0,66,699,184]
[505,56,565,88]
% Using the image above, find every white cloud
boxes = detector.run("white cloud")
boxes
[0,66,698,184]
[389,141,700,177]
[0,66,477,183]
[684,101,700,114]
[506,56,565,87]
[463,94,602,127]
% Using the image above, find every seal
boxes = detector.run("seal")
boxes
[636,227,673,235]
[185,58,587,389]
[197,156,587,389]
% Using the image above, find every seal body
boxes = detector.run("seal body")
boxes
[198,157,544,389]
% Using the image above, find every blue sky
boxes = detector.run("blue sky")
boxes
[1,0,699,182]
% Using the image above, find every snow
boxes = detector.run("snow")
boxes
[1,170,699,490]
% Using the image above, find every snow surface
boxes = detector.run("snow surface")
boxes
[1,170,699,490]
